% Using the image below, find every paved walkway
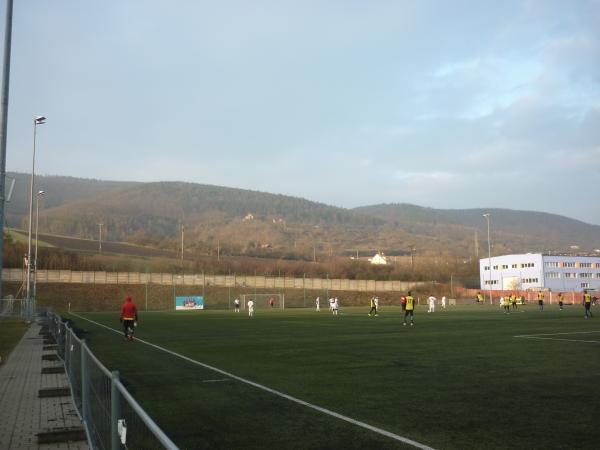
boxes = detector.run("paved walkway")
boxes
[0,318,89,450]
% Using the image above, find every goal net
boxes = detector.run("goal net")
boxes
[241,294,285,310]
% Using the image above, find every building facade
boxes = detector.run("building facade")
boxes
[479,253,600,292]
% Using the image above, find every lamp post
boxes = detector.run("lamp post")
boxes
[26,116,45,305]
[33,190,45,298]
[483,213,492,304]
[97,223,103,253]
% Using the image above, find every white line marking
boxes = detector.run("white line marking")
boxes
[514,331,600,338]
[71,312,436,450]
[515,336,600,344]
[201,379,230,383]
[514,330,600,344]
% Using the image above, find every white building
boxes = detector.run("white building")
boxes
[369,252,388,265]
[479,253,600,292]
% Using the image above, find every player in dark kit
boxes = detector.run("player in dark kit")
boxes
[120,296,139,341]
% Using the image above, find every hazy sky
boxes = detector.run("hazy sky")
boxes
[4,1,600,224]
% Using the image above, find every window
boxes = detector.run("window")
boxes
[484,280,498,285]
[581,282,590,289]
[511,264,517,268]
[596,273,600,279]
[522,278,539,283]
[595,263,600,269]
[563,262,575,268]
[484,265,490,271]
[564,273,575,279]
[520,262,534,268]
[545,262,559,268]
[580,263,592,268]
[579,273,593,278]
[493,265,498,270]
[502,264,508,269]
[545,272,560,279]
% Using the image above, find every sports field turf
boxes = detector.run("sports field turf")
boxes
[66,304,600,450]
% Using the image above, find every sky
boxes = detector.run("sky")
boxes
[3,0,600,224]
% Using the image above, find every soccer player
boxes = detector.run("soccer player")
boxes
[329,297,335,311]
[332,298,339,316]
[502,296,510,314]
[557,292,564,310]
[120,296,138,341]
[368,296,378,316]
[403,291,415,326]
[427,295,436,313]
[441,296,446,309]
[476,292,484,304]
[400,296,407,312]
[315,296,320,311]
[269,297,275,308]
[511,294,517,310]
[537,291,545,311]
[234,298,240,312]
[247,299,255,317]
[583,290,593,318]
[374,296,379,314]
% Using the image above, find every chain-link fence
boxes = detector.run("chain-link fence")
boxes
[47,312,178,450]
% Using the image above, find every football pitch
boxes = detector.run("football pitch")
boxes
[66,304,600,450]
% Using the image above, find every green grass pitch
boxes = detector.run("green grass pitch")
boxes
[67,304,600,450]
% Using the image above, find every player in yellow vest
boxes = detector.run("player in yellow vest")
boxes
[510,294,517,310]
[476,292,484,304]
[537,291,545,311]
[368,296,378,317]
[557,292,564,310]
[502,296,510,314]
[583,291,593,318]
[403,291,415,326]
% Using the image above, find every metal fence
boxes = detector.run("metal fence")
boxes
[47,311,179,450]
[0,297,35,319]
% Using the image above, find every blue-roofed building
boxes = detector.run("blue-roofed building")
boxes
[479,253,600,292]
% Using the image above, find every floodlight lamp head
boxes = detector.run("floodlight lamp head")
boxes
[37,190,45,196]
[34,116,46,124]
[482,213,490,218]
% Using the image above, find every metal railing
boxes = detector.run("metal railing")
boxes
[47,311,179,450]
[0,297,35,320]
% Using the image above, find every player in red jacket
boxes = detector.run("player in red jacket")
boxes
[120,296,138,341]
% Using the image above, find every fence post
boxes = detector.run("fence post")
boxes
[111,370,121,450]
[81,340,89,423]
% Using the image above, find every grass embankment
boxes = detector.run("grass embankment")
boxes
[66,304,600,450]
[0,320,28,365]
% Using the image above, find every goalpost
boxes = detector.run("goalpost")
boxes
[241,294,285,310]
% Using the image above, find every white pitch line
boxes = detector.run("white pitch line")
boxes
[71,312,436,450]
[514,331,600,338]
[201,379,230,383]
[514,336,600,344]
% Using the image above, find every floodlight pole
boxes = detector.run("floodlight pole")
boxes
[33,190,45,298]
[26,116,46,304]
[0,0,15,301]
[483,213,492,304]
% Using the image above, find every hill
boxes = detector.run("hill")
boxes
[5,174,600,259]
[354,204,600,255]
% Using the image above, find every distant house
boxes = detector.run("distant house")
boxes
[369,252,388,265]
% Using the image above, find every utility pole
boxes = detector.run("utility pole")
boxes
[180,224,184,262]
[474,231,479,259]
[97,223,103,253]
[313,246,316,262]
[217,239,220,262]
[409,245,415,270]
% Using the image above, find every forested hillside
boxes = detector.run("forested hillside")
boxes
[6,174,600,260]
